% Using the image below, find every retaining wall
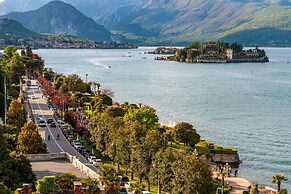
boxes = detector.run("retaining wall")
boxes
[26,153,99,180]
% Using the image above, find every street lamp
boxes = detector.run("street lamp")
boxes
[153,159,161,194]
[4,76,7,125]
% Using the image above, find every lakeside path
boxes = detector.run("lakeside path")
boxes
[225,176,250,194]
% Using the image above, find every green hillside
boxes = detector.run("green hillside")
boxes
[3,1,114,42]
[0,18,39,38]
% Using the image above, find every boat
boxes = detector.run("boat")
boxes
[105,65,111,68]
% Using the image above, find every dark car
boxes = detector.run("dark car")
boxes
[47,118,54,124]
[119,176,129,186]
[50,122,56,127]
[120,187,128,194]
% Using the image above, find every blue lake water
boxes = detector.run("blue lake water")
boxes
[34,47,291,190]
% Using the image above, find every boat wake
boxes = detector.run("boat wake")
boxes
[86,59,111,69]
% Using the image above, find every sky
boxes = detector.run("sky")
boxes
[0,0,5,2]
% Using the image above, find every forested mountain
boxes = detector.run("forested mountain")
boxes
[0,18,39,38]
[2,1,116,42]
[1,0,291,45]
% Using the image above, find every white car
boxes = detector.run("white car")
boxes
[31,95,36,100]
[37,114,44,120]
[124,182,134,188]
[38,120,46,127]
[74,142,82,149]
[92,159,102,167]
[88,156,97,163]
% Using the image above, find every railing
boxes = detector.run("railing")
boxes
[26,153,100,180]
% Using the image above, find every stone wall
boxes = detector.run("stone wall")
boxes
[26,153,67,161]
[206,153,240,164]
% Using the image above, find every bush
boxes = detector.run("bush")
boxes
[216,187,231,194]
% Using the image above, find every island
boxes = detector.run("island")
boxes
[154,41,269,63]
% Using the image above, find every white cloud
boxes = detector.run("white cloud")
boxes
[0,0,5,2]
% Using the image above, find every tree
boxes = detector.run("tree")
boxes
[7,53,25,84]
[36,176,60,194]
[82,178,100,194]
[150,148,176,193]
[98,164,120,193]
[56,172,78,191]
[164,126,175,147]
[0,129,36,191]
[174,122,200,147]
[16,121,47,154]
[10,152,37,191]
[0,182,11,194]
[171,152,215,194]
[90,112,123,154]
[230,43,243,53]
[7,99,26,129]
[106,106,125,117]
[124,105,159,130]
[65,74,87,93]
[250,183,259,194]
[190,41,200,49]
[272,174,288,192]
[2,46,17,61]
[279,189,288,194]
[0,124,20,151]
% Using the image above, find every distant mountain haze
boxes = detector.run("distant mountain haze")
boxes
[2,1,119,42]
[1,0,291,45]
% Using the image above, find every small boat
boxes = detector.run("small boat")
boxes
[105,65,111,68]
[142,57,147,59]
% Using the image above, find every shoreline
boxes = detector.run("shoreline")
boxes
[214,172,277,194]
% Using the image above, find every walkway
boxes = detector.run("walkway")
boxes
[31,159,88,180]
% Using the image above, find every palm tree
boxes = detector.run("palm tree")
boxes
[250,183,259,194]
[218,170,227,194]
[272,174,288,192]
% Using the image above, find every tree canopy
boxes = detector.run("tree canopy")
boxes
[16,121,47,154]
[174,122,200,147]
[124,105,159,130]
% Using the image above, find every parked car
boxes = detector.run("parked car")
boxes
[85,152,94,160]
[50,106,57,111]
[57,119,64,124]
[119,176,129,186]
[74,142,82,149]
[120,187,128,194]
[88,156,97,163]
[38,120,46,127]
[124,182,134,189]
[92,159,103,167]
[30,95,36,100]
[141,191,150,194]
[49,122,56,127]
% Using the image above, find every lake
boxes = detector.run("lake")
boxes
[34,47,291,190]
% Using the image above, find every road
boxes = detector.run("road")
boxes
[25,80,97,172]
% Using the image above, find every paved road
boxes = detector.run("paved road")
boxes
[25,80,97,172]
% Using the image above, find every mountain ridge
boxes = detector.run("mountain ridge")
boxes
[2,1,116,42]
[1,0,291,46]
